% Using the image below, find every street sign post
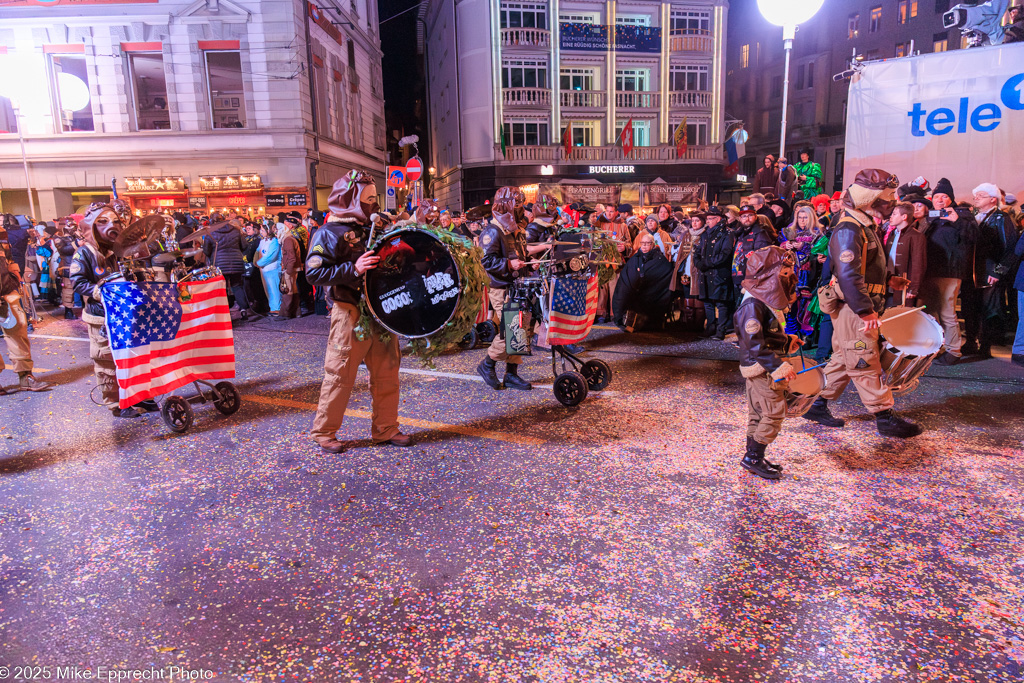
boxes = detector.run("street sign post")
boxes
[385,186,396,211]
[386,166,406,188]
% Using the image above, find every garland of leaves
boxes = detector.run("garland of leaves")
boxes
[353,225,488,367]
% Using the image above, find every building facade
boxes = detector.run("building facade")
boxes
[421,0,730,211]
[725,0,977,195]
[0,0,386,220]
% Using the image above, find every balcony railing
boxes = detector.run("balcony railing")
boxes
[669,30,714,53]
[668,90,712,109]
[615,91,660,108]
[501,27,551,48]
[560,90,607,108]
[499,144,720,163]
[502,88,552,106]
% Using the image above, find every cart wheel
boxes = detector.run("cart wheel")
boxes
[581,359,613,391]
[553,371,589,407]
[213,381,242,415]
[161,396,194,433]
[457,328,479,350]
[477,320,498,343]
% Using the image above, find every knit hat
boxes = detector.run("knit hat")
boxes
[933,178,955,202]
[617,203,633,214]
[972,182,1000,199]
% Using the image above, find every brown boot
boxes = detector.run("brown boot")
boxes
[374,432,413,447]
[317,439,346,454]
[19,374,54,392]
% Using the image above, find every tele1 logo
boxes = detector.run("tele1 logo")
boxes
[908,72,1024,137]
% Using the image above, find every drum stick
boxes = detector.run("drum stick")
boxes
[878,305,927,326]
[774,361,828,382]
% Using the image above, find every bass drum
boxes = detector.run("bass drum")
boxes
[363,228,464,338]
[879,306,944,395]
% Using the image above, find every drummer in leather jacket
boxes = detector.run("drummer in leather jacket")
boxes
[304,170,412,454]
[735,246,802,479]
[476,186,533,391]
[70,202,154,418]
[801,169,921,439]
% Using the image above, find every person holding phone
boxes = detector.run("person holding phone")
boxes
[920,178,978,366]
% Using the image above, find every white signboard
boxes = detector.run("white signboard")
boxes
[385,186,396,211]
[845,43,1024,194]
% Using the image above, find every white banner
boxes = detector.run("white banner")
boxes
[845,43,1024,195]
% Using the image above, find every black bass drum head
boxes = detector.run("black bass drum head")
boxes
[363,229,463,338]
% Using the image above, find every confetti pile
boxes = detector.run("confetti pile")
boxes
[0,315,1021,682]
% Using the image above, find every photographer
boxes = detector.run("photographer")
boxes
[920,178,977,366]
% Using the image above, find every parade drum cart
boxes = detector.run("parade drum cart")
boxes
[509,254,613,408]
[100,220,241,434]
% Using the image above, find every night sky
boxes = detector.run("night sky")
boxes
[378,0,427,160]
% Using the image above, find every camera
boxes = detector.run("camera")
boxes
[928,210,942,218]
[943,1,1010,46]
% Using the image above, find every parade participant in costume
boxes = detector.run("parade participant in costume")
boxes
[70,203,154,417]
[802,169,922,438]
[734,246,802,479]
[55,222,78,319]
[413,200,442,227]
[794,151,823,199]
[476,187,533,391]
[0,223,52,394]
[305,170,411,454]
[525,194,559,254]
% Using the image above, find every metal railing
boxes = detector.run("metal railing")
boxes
[502,88,552,106]
[499,143,720,162]
[668,91,712,108]
[559,90,607,108]
[669,30,714,53]
[500,27,551,48]
[615,91,661,108]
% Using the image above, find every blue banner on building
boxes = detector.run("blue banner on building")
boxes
[615,25,661,53]
[560,23,610,51]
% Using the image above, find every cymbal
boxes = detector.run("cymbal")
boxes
[527,240,581,246]
[113,215,165,260]
[152,251,179,266]
[178,223,220,244]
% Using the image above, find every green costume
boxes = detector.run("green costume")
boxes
[793,161,822,198]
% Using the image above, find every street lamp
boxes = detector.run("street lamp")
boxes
[0,53,43,220]
[757,0,825,159]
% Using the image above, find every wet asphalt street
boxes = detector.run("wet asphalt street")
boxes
[1,308,1023,682]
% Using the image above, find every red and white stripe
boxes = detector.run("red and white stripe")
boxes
[547,275,598,344]
[111,276,235,408]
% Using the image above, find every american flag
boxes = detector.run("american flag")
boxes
[102,277,235,409]
[547,275,598,345]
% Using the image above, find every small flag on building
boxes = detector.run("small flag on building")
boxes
[102,277,235,409]
[562,122,573,157]
[724,125,747,177]
[547,275,598,345]
[674,118,688,158]
[619,117,634,157]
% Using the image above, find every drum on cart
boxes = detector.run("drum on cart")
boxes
[879,306,943,395]
[784,355,826,418]
[363,228,466,338]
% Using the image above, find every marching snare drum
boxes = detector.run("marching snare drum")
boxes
[363,228,464,338]
[784,355,826,418]
[879,306,943,395]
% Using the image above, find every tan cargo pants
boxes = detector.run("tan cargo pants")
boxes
[818,303,894,413]
[1,291,33,374]
[311,302,401,445]
[487,287,532,364]
[746,373,787,445]
[82,311,119,408]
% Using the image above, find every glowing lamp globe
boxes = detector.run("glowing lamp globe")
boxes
[57,72,91,112]
[756,0,825,27]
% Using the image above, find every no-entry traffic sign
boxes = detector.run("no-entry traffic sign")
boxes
[406,157,423,182]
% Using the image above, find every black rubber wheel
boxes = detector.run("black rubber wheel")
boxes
[477,320,498,343]
[581,359,613,391]
[213,381,241,415]
[161,396,194,433]
[553,371,589,407]
[457,328,479,350]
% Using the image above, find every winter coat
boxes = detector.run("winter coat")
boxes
[775,165,798,200]
[203,221,247,275]
[731,222,773,283]
[612,248,674,320]
[632,227,674,260]
[256,237,281,272]
[6,225,29,272]
[671,229,701,296]
[754,166,779,195]
[883,225,927,302]
[975,209,1018,282]
[693,223,734,301]
[923,209,977,282]
[280,233,301,275]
